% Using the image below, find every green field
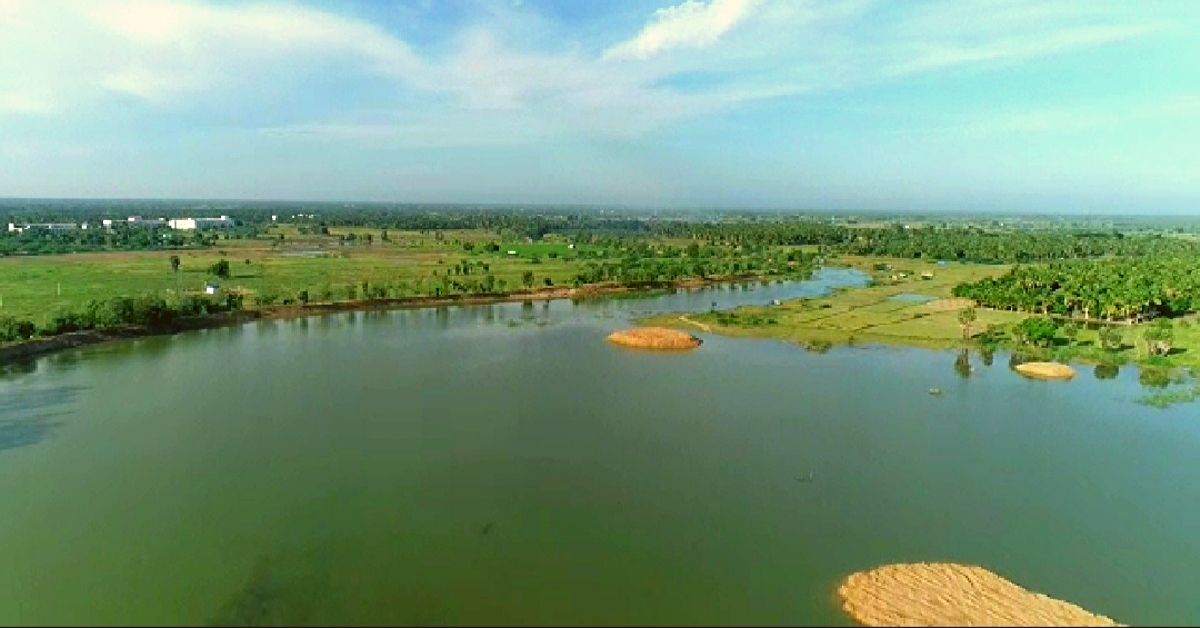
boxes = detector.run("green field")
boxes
[0,227,600,322]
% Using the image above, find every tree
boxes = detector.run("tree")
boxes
[521,270,535,289]
[957,306,977,341]
[209,259,230,279]
[1012,317,1058,348]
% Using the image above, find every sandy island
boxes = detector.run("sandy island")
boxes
[607,327,702,351]
[838,563,1120,627]
[1015,361,1077,381]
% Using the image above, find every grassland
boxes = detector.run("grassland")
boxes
[0,227,601,323]
[646,256,1024,350]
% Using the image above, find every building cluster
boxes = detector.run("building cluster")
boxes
[7,215,235,234]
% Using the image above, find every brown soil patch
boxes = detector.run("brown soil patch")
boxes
[838,563,1121,627]
[1015,362,1077,381]
[607,327,702,351]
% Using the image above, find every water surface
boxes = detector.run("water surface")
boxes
[2,268,1199,625]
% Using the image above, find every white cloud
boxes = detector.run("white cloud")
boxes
[0,0,1170,151]
[0,0,430,110]
[604,0,759,60]
[83,0,428,101]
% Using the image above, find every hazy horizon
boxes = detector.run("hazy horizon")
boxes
[2,0,1198,213]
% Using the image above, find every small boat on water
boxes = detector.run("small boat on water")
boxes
[928,387,943,396]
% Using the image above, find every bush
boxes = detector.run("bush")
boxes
[41,308,87,336]
[254,290,280,307]
[209,259,231,278]
[1012,317,1059,347]
[0,316,36,342]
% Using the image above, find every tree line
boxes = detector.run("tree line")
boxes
[952,256,1200,322]
[0,294,243,343]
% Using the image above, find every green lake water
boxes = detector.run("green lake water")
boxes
[2,268,1199,625]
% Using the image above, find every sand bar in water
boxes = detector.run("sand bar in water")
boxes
[838,562,1121,627]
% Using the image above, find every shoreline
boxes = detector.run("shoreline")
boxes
[0,273,795,365]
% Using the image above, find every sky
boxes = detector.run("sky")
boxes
[0,0,1198,213]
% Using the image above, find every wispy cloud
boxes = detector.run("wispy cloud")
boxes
[885,24,1158,77]
[0,0,1171,145]
[84,0,428,101]
[604,0,760,60]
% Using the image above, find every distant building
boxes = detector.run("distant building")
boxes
[7,222,79,234]
[127,216,166,228]
[205,284,220,295]
[101,217,164,229]
[168,215,234,230]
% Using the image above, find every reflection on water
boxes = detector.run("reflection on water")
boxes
[1,358,38,377]
[1095,363,1120,380]
[954,349,972,378]
[0,384,86,452]
[207,547,331,627]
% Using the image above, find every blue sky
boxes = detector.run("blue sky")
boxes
[0,0,1197,212]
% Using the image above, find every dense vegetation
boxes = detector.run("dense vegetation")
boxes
[0,294,241,342]
[7,201,1198,262]
[953,257,1200,322]
[0,225,253,255]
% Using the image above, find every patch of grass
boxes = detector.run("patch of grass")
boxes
[645,257,1017,351]
[0,230,591,323]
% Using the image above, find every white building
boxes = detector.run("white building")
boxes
[101,217,165,229]
[168,215,234,230]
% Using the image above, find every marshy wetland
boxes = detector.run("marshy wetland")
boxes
[3,268,1200,624]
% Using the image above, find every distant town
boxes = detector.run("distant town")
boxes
[6,215,236,234]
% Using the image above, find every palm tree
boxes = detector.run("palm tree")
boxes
[957,306,977,341]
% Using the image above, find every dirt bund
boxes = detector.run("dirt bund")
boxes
[607,327,702,351]
[1015,361,1077,381]
[838,563,1121,627]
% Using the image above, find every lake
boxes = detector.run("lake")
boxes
[2,267,1199,625]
